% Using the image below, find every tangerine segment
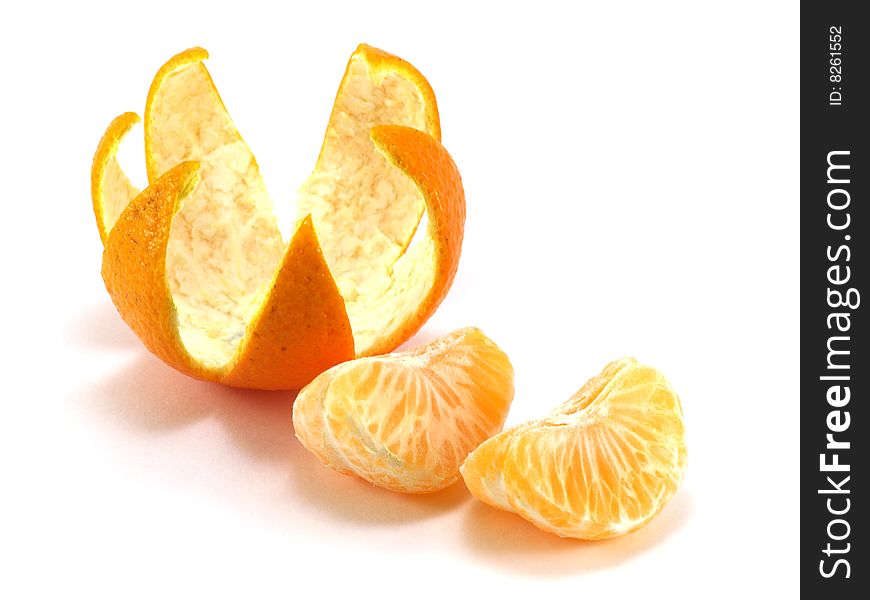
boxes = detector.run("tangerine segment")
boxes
[101,162,353,388]
[460,358,687,539]
[293,328,514,493]
[92,45,464,390]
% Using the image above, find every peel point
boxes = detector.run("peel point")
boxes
[92,111,140,245]
[351,44,440,141]
[101,161,206,379]
[144,47,211,183]
[221,215,354,390]
[367,125,465,356]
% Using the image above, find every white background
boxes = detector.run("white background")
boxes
[1,1,799,598]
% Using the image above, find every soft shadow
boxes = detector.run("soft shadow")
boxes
[88,352,467,522]
[394,325,455,352]
[463,489,695,576]
[88,355,219,431]
[88,353,294,463]
[67,303,140,349]
[288,447,470,525]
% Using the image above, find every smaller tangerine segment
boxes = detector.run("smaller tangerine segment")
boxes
[292,328,514,493]
[460,358,687,539]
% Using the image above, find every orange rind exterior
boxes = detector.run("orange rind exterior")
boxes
[91,45,464,390]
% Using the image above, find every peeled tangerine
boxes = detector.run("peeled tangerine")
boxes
[91,45,463,390]
[293,328,514,493]
[461,358,687,539]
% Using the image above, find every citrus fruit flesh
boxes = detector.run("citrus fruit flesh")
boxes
[292,328,514,493]
[91,45,463,390]
[460,358,687,539]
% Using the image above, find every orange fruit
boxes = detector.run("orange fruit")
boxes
[91,45,464,390]
[292,328,514,493]
[461,358,687,539]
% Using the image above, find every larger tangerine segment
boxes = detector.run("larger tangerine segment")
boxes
[460,358,687,539]
[292,328,515,493]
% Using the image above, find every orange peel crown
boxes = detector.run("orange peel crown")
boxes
[92,45,465,390]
